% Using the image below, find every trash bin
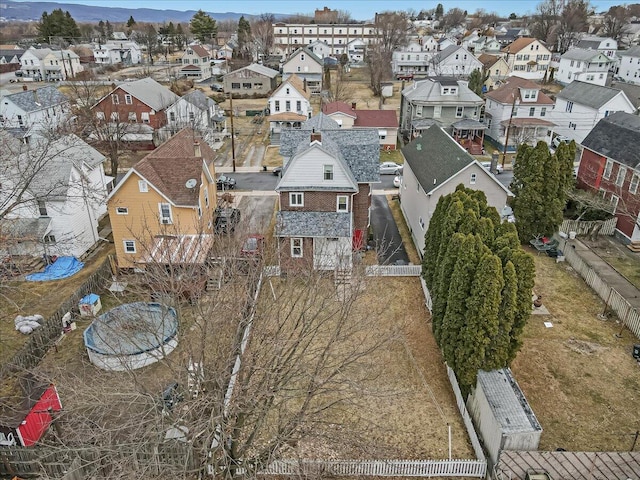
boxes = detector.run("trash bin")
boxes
[263,165,267,172]
[79,293,101,316]
[569,231,577,240]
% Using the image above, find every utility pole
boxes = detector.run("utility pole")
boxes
[501,92,518,168]
[229,91,236,173]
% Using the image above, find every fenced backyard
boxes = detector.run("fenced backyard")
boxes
[560,218,618,237]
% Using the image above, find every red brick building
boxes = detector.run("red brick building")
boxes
[576,112,640,246]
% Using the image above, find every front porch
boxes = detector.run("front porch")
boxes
[451,119,487,155]
[500,118,555,148]
[268,112,308,145]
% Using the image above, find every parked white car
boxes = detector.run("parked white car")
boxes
[551,135,570,149]
[480,161,504,174]
[379,162,403,175]
[393,175,402,188]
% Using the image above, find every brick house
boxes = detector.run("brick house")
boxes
[276,114,379,273]
[576,112,640,246]
[91,77,179,131]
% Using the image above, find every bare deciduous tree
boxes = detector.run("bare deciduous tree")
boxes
[369,11,410,96]
[440,8,467,33]
[602,5,630,42]
[531,0,563,46]
[556,0,590,53]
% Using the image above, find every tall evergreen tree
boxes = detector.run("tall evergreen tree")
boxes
[485,260,518,370]
[127,15,136,28]
[468,68,485,96]
[507,251,536,362]
[432,232,465,344]
[105,20,113,39]
[237,16,252,59]
[37,9,81,44]
[190,9,217,43]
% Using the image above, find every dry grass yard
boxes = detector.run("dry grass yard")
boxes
[512,252,640,452]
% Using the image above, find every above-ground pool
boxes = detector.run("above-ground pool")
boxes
[83,302,178,371]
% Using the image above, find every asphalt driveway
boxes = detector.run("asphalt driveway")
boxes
[370,195,409,265]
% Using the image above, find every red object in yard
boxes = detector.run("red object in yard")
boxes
[352,229,365,251]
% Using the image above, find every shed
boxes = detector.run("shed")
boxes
[79,293,101,317]
[467,368,542,466]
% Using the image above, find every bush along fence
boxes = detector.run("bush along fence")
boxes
[2,257,113,376]
[561,240,640,340]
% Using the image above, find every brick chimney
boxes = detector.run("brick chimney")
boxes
[194,142,201,157]
[351,102,356,110]
[310,131,321,144]
[22,85,28,91]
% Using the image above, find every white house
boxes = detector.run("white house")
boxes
[346,38,367,63]
[180,44,212,80]
[557,49,612,86]
[428,45,483,77]
[392,40,437,76]
[437,37,456,51]
[484,76,556,151]
[307,40,332,59]
[19,48,83,81]
[618,46,640,86]
[164,90,226,144]
[550,81,637,144]
[267,74,312,140]
[501,37,551,80]
[282,47,324,93]
[93,41,141,65]
[0,134,110,259]
[399,126,512,256]
[576,36,617,59]
[0,86,71,140]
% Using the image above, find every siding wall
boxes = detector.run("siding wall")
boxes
[93,88,168,129]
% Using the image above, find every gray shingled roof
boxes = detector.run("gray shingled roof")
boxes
[557,81,628,109]
[289,46,323,66]
[180,90,216,112]
[561,48,610,62]
[476,368,542,434]
[402,78,483,105]
[5,86,69,112]
[279,113,380,183]
[401,125,475,194]
[581,112,640,169]
[432,45,464,63]
[118,77,179,111]
[576,39,602,50]
[276,211,352,237]
[620,45,640,57]
[231,63,279,78]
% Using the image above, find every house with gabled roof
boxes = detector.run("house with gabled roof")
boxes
[557,49,612,86]
[223,63,279,96]
[164,90,226,144]
[399,126,512,256]
[550,80,636,144]
[93,41,141,66]
[478,53,511,90]
[484,76,556,151]
[0,48,24,66]
[501,37,551,80]
[576,36,617,60]
[91,77,179,131]
[618,46,640,86]
[429,45,482,77]
[275,114,380,273]
[576,112,640,246]
[180,44,212,80]
[107,128,218,269]
[282,47,323,93]
[19,47,83,81]
[307,40,332,59]
[267,74,312,143]
[322,101,399,150]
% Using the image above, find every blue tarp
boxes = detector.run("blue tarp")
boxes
[80,293,100,305]
[26,256,84,281]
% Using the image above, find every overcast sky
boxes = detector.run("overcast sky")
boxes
[12,0,623,20]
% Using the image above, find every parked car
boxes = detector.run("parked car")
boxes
[272,166,283,176]
[393,175,402,188]
[551,135,570,149]
[216,175,236,190]
[480,161,504,174]
[14,70,23,77]
[210,82,224,92]
[214,207,241,233]
[240,234,265,257]
[379,161,403,175]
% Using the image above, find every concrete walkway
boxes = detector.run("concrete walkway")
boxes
[564,238,640,310]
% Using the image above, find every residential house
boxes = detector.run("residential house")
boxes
[267,74,312,142]
[399,77,484,140]
[496,28,529,47]
[618,46,640,86]
[93,41,141,65]
[19,48,83,81]
[0,134,111,259]
[112,32,128,41]
[484,76,556,151]
[322,101,399,150]
[460,31,481,51]
[392,40,436,76]
[223,63,279,97]
[217,44,233,60]
[180,45,212,81]
[282,47,323,93]
[576,112,640,245]
[437,37,456,51]
[164,90,226,144]
[307,40,332,59]
[275,114,379,273]
[272,21,379,57]
[91,77,180,131]
[399,125,512,256]
[557,49,612,86]
[576,36,617,60]
[107,129,218,269]
[550,81,636,144]
[346,38,367,63]
[478,54,511,91]
[428,45,483,77]
[0,49,24,71]
[621,23,640,48]
[0,85,70,140]
[469,36,502,55]
[501,37,551,80]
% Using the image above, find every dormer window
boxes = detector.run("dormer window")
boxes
[450,88,457,94]
[443,87,449,94]
[301,54,305,61]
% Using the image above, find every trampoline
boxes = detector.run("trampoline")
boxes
[83,302,178,371]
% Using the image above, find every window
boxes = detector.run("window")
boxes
[616,166,627,187]
[603,159,613,180]
[37,200,48,217]
[529,107,535,117]
[110,112,119,121]
[416,105,423,117]
[470,173,477,185]
[169,111,175,122]
[125,94,132,104]
[124,240,136,253]
[291,238,303,257]
[419,217,425,230]
[296,100,301,112]
[159,203,172,224]
[43,234,56,243]
[17,115,23,126]
[141,112,150,123]
[189,112,195,121]
[565,101,573,112]
[128,112,137,122]
[116,207,128,215]
[433,105,441,118]
[289,192,304,206]
[300,54,305,61]
[630,173,639,194]
[456,106,463,118]
[337,195,348,212]
[111,94,119,104]
[541,107,546,117]
[275,100,280,112]
[610,194,619,211]
[231,82,240,89]
[324,165,334,180]
[443,87,449,94]
[243,82,252,89]
[285,100,291,111]
[139,180,148,192]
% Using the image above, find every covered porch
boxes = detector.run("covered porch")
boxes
[501,118,555,148]
[409,118,442,141]
[268,112,308,145]
[451,119,487,155]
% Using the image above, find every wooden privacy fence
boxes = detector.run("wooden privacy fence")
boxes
[560,218,617,236]
[261,459,487,477]
[3,257,112,376]
[563,245,640,339]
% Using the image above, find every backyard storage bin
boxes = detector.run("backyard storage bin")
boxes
[79,293,101,316]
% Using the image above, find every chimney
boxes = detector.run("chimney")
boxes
[23,85,28,91]
[194,142,201,157]
[310,131,322,144]
[351,102,356,110]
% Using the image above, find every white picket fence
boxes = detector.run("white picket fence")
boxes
[366,265,422,276]
[563,243,640,339]
[262,458,487,477]
[560,217,617,236]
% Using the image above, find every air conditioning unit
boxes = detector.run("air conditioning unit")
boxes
[161,217,171,224]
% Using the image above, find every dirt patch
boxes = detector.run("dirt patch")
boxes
[565,337,607,355]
